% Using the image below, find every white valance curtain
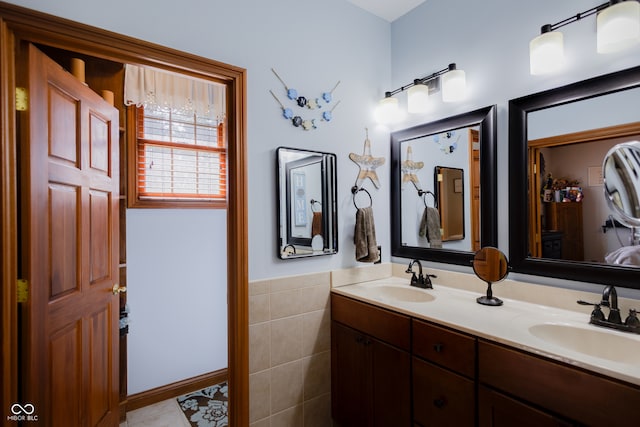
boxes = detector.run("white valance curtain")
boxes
[124,64,225,120]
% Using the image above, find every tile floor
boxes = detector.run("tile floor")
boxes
[120,398,191,427]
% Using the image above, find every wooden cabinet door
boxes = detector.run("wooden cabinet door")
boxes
[331,321,411,427]
[332,321,372,426]
[371,337,411,427]
[478,386,570,427]
[19,43,120,426]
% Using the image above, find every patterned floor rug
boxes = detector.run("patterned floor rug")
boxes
[177,382,228,427]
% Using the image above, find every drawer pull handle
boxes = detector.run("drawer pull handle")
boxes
[433,343,444,353]
[433,397,447,408]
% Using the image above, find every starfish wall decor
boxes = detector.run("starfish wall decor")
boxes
[349,129,385,189]
[401,145,424,191]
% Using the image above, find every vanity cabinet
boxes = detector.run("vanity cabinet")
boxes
[331,294,411,426]
[478,340,640,426]
[331,292,640,427]
[412,320,476,426]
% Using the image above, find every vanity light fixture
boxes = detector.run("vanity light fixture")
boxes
[376,63,466,124]
[530,0,640,75]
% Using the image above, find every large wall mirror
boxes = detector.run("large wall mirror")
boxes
[509,66,640,289]
[391,105,498,266]
[276,147,338,259]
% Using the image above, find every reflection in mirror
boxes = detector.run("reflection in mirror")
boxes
[391,106,498,267]
[435,166,464,242]
[509,66,640,289]
[276,147,337,259]
[472,247,508,306]
[603,141,640,265]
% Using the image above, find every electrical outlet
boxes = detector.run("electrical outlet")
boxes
[375,246,382,264]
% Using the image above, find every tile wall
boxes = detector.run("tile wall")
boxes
[249,272,332,427]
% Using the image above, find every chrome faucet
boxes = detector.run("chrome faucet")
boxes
[600,285,622,324]
[405,259,435,289]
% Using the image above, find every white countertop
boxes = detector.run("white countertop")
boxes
[332,276,640,386]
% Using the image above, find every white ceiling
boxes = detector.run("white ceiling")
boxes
[346,0,427,22]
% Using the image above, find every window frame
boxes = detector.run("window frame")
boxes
[127,105,228,209]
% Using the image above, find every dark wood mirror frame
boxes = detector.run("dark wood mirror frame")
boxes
[391,105,498,266]
[509,66,640,290]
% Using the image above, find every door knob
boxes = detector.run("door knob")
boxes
[112,284,127,295]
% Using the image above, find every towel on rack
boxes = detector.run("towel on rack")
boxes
[354,206,379,262]
[605,245,640,266]
[419,207,442,248]
[311,212,323,237]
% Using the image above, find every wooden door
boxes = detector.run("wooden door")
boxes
[18,43,120,426]
[528,148,542,257]
[468,129,480,252]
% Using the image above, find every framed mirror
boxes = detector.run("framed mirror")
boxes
[508,66,640,289]
[276,147,338,259]
[391,105,498,266]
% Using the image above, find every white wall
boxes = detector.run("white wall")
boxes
[126,209,227,394]
[390,0,640,299]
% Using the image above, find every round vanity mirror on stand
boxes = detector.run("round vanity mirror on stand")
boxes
[603,141,640,244]
[472,246,509,306]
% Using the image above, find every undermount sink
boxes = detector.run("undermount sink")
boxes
[528,323,640,364]
[363,285,435,303]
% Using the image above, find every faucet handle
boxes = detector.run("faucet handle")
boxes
[577,300,605,321]
[625,309,640,327]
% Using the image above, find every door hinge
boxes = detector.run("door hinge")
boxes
[15,87,28,111]
[17,279,28,303]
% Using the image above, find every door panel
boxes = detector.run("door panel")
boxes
[19,43,119,426]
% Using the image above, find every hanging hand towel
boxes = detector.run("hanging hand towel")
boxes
[419,207,443,248]
[311,211,323,237]
[354,206,379,262]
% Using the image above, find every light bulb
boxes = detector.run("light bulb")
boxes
[441,69,466,102]
[407,84,430,114]
[530,30,565,75]
[374,96,400,125]
[597,0,640,54]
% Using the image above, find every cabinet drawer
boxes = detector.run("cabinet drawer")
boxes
[331,293,410,351]
[479,340,640,426]
[413,319,475,377]
[413,357,474,427]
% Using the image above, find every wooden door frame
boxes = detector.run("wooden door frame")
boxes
[0,3,248,425]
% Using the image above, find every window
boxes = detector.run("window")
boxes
[128,105,227,208]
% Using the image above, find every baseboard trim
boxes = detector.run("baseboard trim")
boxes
[125,368,228,413]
